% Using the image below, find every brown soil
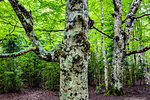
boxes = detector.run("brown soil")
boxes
[0,85,149,100]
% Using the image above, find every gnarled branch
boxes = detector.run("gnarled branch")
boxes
[125,45,150,56]
[7,0,60,62]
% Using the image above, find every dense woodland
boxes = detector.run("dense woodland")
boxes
[0,0,150,100]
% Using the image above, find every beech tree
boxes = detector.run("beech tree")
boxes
[0,0,93,99]
[92,0,150,95]
[111,0,150,95]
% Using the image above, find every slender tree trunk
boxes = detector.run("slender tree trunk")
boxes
[60,0,90,99]
[139,17,144,85]
[132,54,136,85]
[100,0,109,90]
[131,20,138,86]
[95,32,99,86]
[130,31,136,86]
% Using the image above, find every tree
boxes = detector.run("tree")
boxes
[92,0,150,95]
[110,0,150,95]
[100,0,109,90]
[0,0,93,99]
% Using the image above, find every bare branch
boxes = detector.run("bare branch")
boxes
[125,45,150,56]
[122,9,127,15]
[0,47,36,58]
[122,15,129,24]
[36,29,64,32]
[48,33,56,49]
[0,34,17,42]
[10,22,17,34]
[0,20,23,28]
[123,13,150,24]
[135,13,150,19]
[93,26,114,39]
[0,22,17,42]
[122,0,142,24]
[9,0,31,33]
[15,0,31,19]
[0,38,6,42]
[36,29,64,36]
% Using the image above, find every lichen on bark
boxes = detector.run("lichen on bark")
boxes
[60,0,90,99]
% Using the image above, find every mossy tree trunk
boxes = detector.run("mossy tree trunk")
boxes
[111,0,145,95]
[60,0,90,99]
[111,0,125,95]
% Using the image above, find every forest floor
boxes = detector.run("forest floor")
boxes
[0,85,150,100]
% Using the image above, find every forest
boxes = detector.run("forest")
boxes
[0,0,150,100]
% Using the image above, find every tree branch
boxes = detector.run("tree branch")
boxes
[36,29,64,36]
[36,29,64,32]
[93,26,114,39]
[122,9,127,15]
[123,13,150,24]
[122,15,129,24]
[8,0,60,62]
[0,20,22,28]
[125,45,150,56]
[135,13,150,19]
[122,0,142,24]
[9,0,32,34]
[0,47,36,58]
[0,38,6,42]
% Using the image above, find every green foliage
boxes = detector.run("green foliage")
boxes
[103,89,111,96]
[88,51,102,86]
[96,84,104,91]
[41,62,60,91]
[21,53,42,87]
[104,87,125,96]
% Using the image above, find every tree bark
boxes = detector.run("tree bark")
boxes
[111,0,125,95]
[60,0,90,99]
[100,0,109,90]
[124,0,142,48]
[110,0,146,95]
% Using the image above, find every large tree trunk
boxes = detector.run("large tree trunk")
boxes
[111,0,125,95]
[60,0,90,99]
[100,0,109,90]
